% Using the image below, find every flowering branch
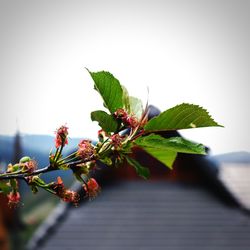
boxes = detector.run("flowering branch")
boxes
[0,69,223,207]
[0,156,96,180]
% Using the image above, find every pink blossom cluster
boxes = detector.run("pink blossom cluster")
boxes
[114,108,138,128]
[7,191,21,208]
[83,178,101,199]
[55,125,69,148]
[77,140,95,159]
[52,177,80,206]
[23,160,37,173]
[110,134,124,149]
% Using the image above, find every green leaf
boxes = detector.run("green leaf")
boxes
[87,70,123,113]
[0,181,11,194]
[134,134,206,169]
[122,85,131,113]
[121,141,133,155]
[145,103,223,132]
[91,110,119,132]
[129,96,143,119]
[135,134,206,155]
[125,156,150,179]
[140,147,177,169]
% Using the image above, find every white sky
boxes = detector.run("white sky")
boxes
[0,0,249,155]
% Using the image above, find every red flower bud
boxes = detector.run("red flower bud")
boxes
[125,116,138,128]
[7,191,21,208]
[98,129,108,142]
[52,176,80,206]
[24,160,37,173]
[77,140,95,159]
[114,108,128,120]
[110,134,124,149]
[62,190,80,207]
[83,178,101,199]
[114,108,139,128]
[57,176,64,186]
[55,125,69,148]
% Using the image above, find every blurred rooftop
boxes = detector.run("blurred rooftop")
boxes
[28,181,250,250]
[219,162,250,209]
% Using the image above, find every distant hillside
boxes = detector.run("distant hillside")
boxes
[22,134,83,154]
[0,134,82,164]
[213,151,250,164]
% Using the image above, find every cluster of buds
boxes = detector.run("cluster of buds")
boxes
[6,157,37,174]
[110,134,124,149]
[23,160,37,173]
[20,157,37,173]
[52,177,80,206]
[98,129,108,142]
[83,178,101,199]
[114,108,138,128]
[77,140,96,159]
[7,191,21,208]
[55,125,69,148]
[6,164,18,173]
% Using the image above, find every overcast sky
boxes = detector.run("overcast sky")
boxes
[0,0,249,155]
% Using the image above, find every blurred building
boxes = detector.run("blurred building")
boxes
[26,142,250,250]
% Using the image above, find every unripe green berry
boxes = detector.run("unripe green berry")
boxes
[20,156,31,163]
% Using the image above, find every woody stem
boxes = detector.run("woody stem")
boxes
[0,155,97,181]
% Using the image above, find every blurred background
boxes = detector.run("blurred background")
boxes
[0,0,249,249]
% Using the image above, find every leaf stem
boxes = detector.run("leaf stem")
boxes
[59,151,77,163]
